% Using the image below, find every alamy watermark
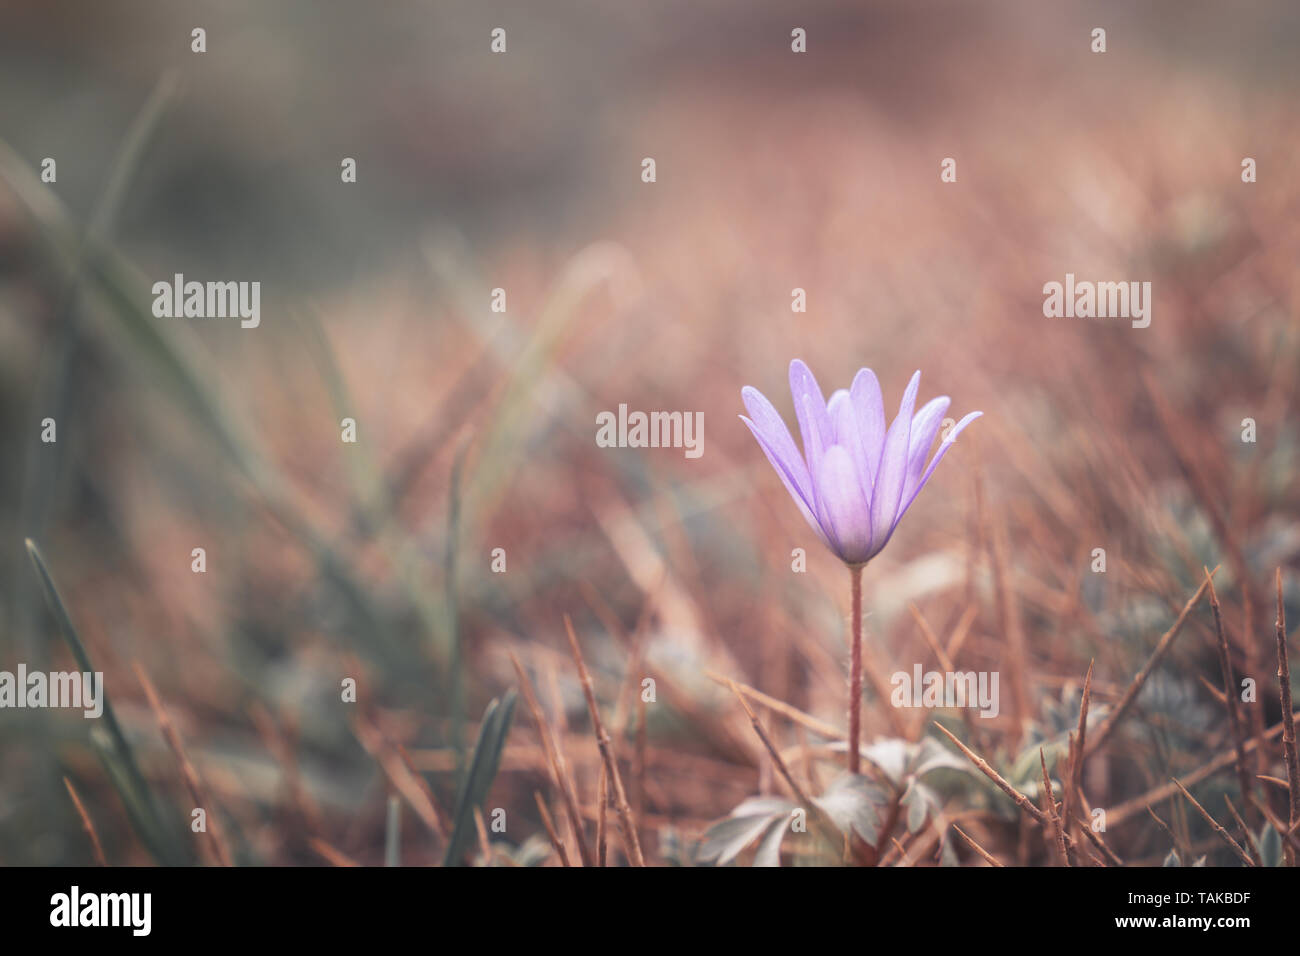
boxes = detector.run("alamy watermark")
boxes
[50,886,151,936]
[0,665,103,718]
[890,665,1000,718]
[595,404,703,459]
[152,274,260,328]
[1042,273,1151,328]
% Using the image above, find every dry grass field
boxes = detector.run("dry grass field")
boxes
[1,1,1298,868]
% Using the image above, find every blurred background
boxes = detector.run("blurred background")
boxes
[2,0,1299,866]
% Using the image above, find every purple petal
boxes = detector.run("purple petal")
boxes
[868,370,920,549]
[849,368,886,488]
[902,396,951,504]
[740,414,829,548]
[818,445,872,563]
[800,392,834,534]
[789,360,830,468]
[893,410,983,526]
[827,389,873,508]
[742,385,813,504]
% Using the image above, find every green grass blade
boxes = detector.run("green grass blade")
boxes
[292,307,454,680]
[25,539,189,865]
[0,142,405,672]
[442,691,517,867]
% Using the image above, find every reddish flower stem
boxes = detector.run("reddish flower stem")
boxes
[848,564,864,775]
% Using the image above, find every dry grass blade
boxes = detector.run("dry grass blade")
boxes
[1061,659,1094,842]
[533,792,570,867]
[987,502,1029,742]
[1276,567,1300,864]
[1039,749,1069,866]
[1085,569,1218,758]
[352,716,449,840]
[1109,712,1300,825]
[705,671,842,739]
[1171,778,1254,866]
[910,602,955,673]
[563,615,645,866]
[725,678,844,855]
[934,722,1045,825]
[1073,812,1122,866]
[1147,804,1179,855]
[1249,795,1300,859]
[63,777,108,866]
[307,837,359,867]
[597,764,608,867]
[134,664,234,867]
[1205,568,1255,817]
[634,694,647,824]
[248,703,323,833]
[725,679,816,811]
[945,604,979,662]
[889,835,909,864]
[510,651,593,867]
[1148,802,1176,837]
[952,824,1003,867]
[1197,675,1229,706]
[1223,795,1262,866]
[1144,369,1271,760]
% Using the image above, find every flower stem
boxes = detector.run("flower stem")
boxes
[848,563,864,775]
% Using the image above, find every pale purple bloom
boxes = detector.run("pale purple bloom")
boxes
[741,360,982,566]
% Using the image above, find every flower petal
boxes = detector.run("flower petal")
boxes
[827,389,874,513]
[893,410,983,527]
[789,359,830,468]
[740,414,829,548]
[868,370,920,552]
[742,385,813,504]
[902,395,951,504]
[817,444,872,563]
[801,392,834,531]
[849,368,886,488]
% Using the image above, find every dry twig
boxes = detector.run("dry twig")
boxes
[1172,779,1254,866]
[63,777,107,867]
[135,664,234,867]
[564,615,645,866]
[1085,570,1218,757]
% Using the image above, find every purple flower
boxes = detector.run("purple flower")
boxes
[741,360,982,566]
